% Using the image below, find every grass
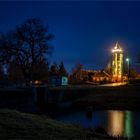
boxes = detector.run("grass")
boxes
[0,109,91,139]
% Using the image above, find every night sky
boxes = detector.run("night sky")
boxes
[0,1,140,73]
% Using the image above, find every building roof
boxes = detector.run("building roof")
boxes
[80,69,110,77]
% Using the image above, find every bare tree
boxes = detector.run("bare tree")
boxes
[0,18,53,85]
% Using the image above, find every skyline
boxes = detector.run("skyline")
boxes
[0,1,140,72]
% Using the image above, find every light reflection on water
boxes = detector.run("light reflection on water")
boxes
[107,111,133,138]
[124,111,133,138]
[55,110,139,138]
[107,111,124,137]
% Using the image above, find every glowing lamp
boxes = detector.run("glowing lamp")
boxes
[126,58,129,62]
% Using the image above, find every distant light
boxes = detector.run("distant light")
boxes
[34,80,40,85]
[126,58,130,62]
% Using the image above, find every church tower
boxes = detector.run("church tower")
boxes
[112,42,123,81]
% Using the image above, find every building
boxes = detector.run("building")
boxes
[49,76,68,86]
[70,69,111,84]
[111,42,123,81]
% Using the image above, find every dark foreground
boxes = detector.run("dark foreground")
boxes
[0,109,136,140]
[0,85,140,139]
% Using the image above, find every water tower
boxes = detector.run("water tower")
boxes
[112,42,123,81]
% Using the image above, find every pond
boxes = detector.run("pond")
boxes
[53,109,140,138]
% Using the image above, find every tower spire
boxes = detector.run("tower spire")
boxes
[115,41,120,49]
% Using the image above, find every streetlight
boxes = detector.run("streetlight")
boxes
[126,58,130,78]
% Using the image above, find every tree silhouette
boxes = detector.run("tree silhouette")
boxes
[50,63,58,76]
[137,53,140,63]
[0,18,53,85]
[0,65,5,80]
[32,59,49,80]
[58,62,68,76]
[72,63,83,75]
[70,63,83,82]
[8,59,24,82]
[129,68,138,78]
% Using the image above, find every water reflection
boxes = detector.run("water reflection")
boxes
[107,111,124,137]
[124,111,133,138]
[54,109,137,138]
[107,110,133,138]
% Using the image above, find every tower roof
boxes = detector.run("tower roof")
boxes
[114,42,121,49]
[112,42,123,52]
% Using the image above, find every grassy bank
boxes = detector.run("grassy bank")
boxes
[0,109,93,139]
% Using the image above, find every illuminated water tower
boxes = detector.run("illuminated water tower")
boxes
[112,42,123,81]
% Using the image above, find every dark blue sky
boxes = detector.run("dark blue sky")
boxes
[0,1,140,72]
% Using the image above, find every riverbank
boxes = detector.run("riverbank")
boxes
[0,84,140,113]
[48,84,140,111]
[72,86,140,111]
[0,109,133,139]
[0,85,139,139]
